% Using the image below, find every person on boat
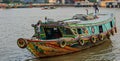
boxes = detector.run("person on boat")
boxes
[36,20,42,39]
[86,9,88,15]
[45,16,47,23]
[93,3,99,14]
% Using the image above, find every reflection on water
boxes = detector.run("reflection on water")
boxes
[0,7,120,61]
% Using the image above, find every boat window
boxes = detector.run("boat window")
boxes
[110,21,113,28]
[77,28,82,34]
[99,25,103,33]
[61,28,73,35]
[33,26,46,40]
[44,27,62,39]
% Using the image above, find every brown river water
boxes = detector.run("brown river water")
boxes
[0,7,120,61]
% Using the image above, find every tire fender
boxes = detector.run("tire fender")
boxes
[58,39,66,48]
[17,38,28,48]
[99,34,105,41]
[78,38,85,46]
[90,36,97,43]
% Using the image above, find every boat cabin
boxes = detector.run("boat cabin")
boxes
[64,13,115,36]
[32,13,115,40]
[32,23,75,40]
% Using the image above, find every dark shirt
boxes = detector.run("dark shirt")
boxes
[93,4,98,9]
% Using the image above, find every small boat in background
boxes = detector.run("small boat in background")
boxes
[17,12,117,58]
[0,3,7,9]
[41,6,56,10]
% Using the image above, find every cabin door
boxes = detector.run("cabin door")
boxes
[44,27,62,39]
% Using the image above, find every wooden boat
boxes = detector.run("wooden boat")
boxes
[17,12,117,58]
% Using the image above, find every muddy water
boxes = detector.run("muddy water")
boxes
[0,7,120,61]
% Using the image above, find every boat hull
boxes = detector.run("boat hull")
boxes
[17,27,117,58]
[26,38,106,58]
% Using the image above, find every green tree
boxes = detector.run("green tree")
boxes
[14,0,21,3]
[3,0,11,3]
[45,0,48,3]
[88,0,97,2]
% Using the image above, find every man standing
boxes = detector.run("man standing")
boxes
[36,20,42,39]
[45,16,47,23]
[93,3,99,14]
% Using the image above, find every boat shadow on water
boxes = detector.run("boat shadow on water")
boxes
[25,39,113,61]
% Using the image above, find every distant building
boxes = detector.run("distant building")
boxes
[74,0,88,4]
[56,0,74,4]
[33,0,49,3]
[64,0,74,4]
[99,0,117,7]
[56,0,62,4]
[2,0,20,2]
[20,0,33,3]
[20,0,49,3]
[0,0,3,2]
[118,0,120,2]
[74,0,88,2]
[49,0,57,4]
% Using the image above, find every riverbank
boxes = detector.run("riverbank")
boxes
[2,4,92,8]
[1,3,120,9]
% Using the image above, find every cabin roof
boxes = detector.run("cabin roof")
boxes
[40,12,114,28]
[63,12,114,27]
[40,22,68,28]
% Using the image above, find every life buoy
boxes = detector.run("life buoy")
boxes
[17,38,28,48]
[90,36,97,43]
[98,34,104,41]
[78,39,85,46]
[59,39,66,48]
[115,27,117,33]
